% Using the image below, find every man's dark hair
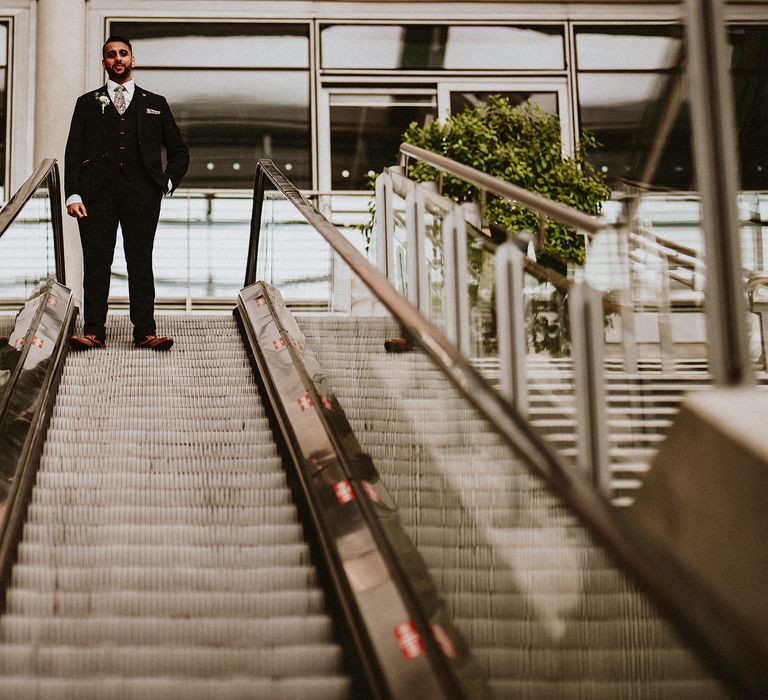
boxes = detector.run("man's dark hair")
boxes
[102,35,133,57]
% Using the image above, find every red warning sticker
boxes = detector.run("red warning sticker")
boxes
[333,480,355,504]
[394,621,425,660]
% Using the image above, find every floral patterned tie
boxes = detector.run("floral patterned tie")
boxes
[113,85,127,115]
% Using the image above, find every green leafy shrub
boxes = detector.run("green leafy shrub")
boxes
[403,96,611,265]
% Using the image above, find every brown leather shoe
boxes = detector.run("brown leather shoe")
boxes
[135,334,174,351]
[70,334,106,350]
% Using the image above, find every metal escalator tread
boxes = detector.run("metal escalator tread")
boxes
[297,315,729,700]
[0,315,352,700]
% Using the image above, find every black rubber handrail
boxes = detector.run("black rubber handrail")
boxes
[0,159,66,285]
[250,158,768,697]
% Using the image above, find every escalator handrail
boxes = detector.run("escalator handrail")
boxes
[0,159,66,285]
[251,158,768,696]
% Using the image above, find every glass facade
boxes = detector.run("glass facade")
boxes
[85,17,767,196]
[110,22,312,189]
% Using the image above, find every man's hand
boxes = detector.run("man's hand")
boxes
[67,202,88,219]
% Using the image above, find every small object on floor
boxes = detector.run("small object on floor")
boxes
[70,334,106,350]
[135,334,174,351]
[384,337,413,353]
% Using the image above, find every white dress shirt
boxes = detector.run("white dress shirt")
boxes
[66,79,172,206]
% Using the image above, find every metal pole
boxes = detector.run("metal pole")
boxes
[570,282,611,495]
[443,209,459,347]
[375,171,394,279]
[405,183,429,315]
[496,243,528,417]
[245,163,266,287]
[685,0,753,386]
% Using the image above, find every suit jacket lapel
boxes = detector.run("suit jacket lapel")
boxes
[133,86,146,136]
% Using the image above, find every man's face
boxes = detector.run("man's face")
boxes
[102,41,135,84]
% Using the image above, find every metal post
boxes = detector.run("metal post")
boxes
[375,171,394,280]
[570,282,611,495]
[685,0,753,386]
[245,163,266,287]
[443,205,471,355]
[405,182,428,315]
[496,243,528,417]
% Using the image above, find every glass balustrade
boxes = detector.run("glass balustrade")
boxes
[250,165,736,697]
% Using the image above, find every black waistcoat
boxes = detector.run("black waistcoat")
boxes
[104,96,147,181]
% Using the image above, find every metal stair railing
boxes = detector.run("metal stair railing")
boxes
[249,157,768,697]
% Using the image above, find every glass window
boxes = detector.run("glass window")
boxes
[729,25,768,190]
[133,69,310,189]
[321,24,564,70]
[111,22,309,68]
[110,22,312,189]
[329,93,437,189]
[576,25,683,70]
[575,25,692,189]
[450,90,558,117]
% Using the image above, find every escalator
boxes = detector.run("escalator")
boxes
[0,314,351,698]
[298,314,725,698]
[0,158,766,699]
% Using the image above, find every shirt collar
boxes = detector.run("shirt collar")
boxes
[107,79,135,97]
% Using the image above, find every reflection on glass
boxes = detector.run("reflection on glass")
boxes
[729,25,768,190]
[330,94,436,189]
[577,72,693,188]
[575,25,691,190]
[450,90,558,117]
[111,21,310,68]
[321,24,564,70]
[133,69,311,188]
[575,25,683,70]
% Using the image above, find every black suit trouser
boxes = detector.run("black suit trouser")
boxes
[78,171,163,343]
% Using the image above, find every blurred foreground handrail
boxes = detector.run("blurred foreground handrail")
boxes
[252,158,768,696]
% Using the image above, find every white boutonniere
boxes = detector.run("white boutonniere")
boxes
[95,92,110,114]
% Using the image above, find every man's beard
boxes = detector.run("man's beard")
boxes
[107,65,131,83]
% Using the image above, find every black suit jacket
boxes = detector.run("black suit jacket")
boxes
[64,84,189,201]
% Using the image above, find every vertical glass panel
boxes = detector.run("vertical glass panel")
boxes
[729,25,768,190]
[329,94,437,190]
[134,69,311,189]
[0,188,55,303]
[109,194,252,303]
[110,21,310,68]
[321,24,564,70]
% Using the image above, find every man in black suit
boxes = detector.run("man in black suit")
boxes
[65,35,189,351]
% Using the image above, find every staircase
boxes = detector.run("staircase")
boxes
[0,314,351,699]
[298,314,728,700]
